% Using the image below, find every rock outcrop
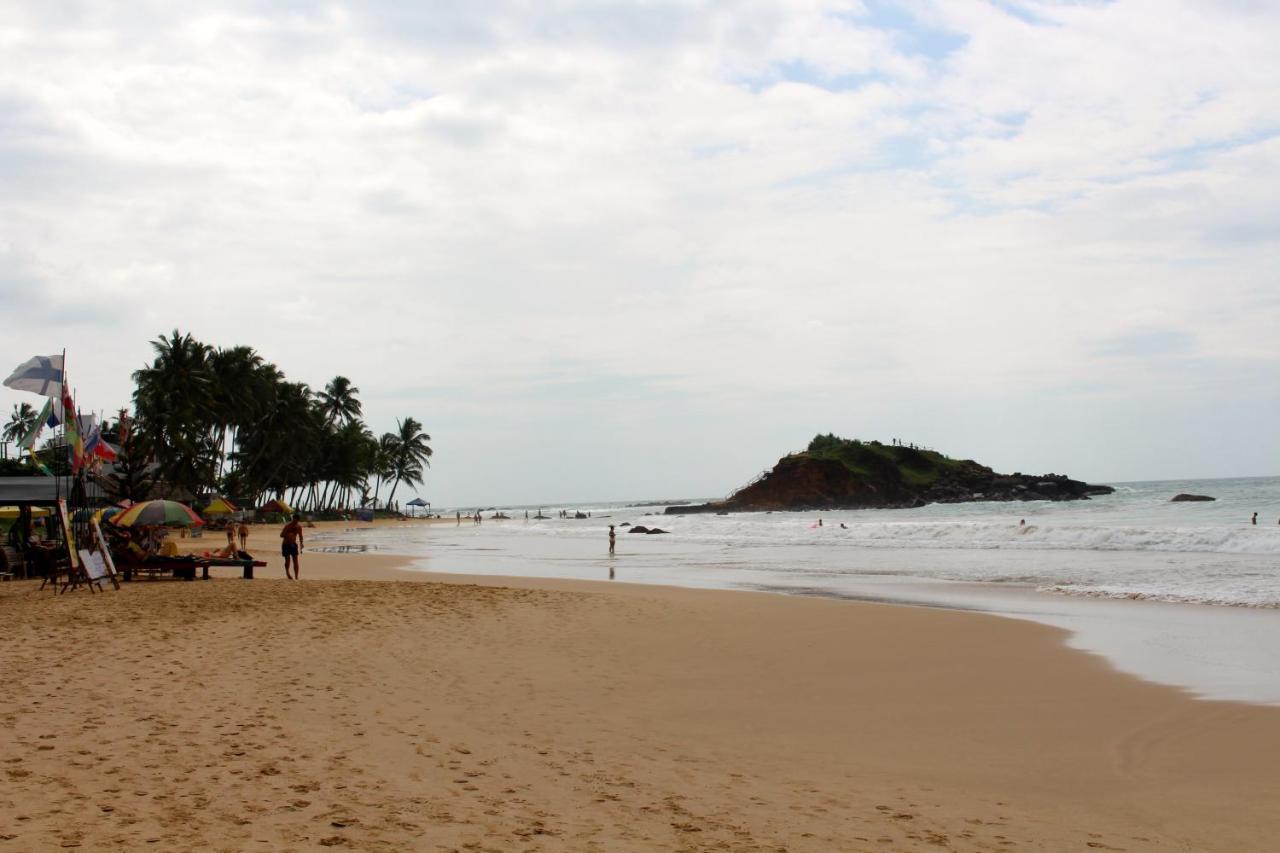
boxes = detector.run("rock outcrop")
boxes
[1170,493,1215,502]
[667,434,1114,515]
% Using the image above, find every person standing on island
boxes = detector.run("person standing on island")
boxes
[608,524,616,555]
[280,513,304,580]
[237,519,249,552]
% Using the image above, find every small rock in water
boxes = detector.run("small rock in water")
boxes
[1170,493,1215,502]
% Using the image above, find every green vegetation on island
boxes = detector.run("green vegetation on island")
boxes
[668,433,1114,514]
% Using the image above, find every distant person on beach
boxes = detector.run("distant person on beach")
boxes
[840,522,847,529]
[226,525,236,549]
[1020,519,1026,527]
[456,511,461,525]
[237,520,249,552]
[1252,512,1257,525]
[608,525,616,555]
[280,513,304,580]
[818,518,823,527]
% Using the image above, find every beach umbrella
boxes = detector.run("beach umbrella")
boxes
[0,505,53,519]
[92,506,125,525]
[259,498,294,515]
[406,498,429,507]
[111,499,205,528]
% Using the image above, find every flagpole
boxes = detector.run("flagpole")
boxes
[57,348,66,504]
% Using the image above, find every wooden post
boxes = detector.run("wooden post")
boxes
[92,518,121,590]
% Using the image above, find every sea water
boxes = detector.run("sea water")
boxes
[315,477,1280,705]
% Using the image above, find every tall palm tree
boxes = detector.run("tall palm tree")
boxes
[370,433,397,508]
[209,345,265,478]
[317,376,362,426]
[132,329,217,498]
[385,417,432,509]
[2,402,38,459]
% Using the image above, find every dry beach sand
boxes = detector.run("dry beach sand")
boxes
[2,520,1278,851]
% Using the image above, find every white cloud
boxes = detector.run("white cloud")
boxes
[1,0,1277,499]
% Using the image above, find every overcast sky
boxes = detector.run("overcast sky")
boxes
[2,1,1277,506]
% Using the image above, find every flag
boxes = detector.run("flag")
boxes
[46,398,63,428]
[63,391,84,474]
[27,447,53,477]
[83,417,117,462]
[3,354,64,397]
[17,399,52,450]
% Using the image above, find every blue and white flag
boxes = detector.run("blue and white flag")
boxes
[3,354,64,397]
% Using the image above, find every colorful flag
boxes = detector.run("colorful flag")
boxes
[63,391,84,474]
[17,399,52,450]
[3,354,64,397]
[27,447,53,477]
[83,417,118,462]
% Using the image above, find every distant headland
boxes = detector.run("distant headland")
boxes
[666,434,1114,514]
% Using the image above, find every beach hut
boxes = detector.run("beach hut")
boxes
[259,498,294,515]
[203,496,239,517]
[0,477,76,583]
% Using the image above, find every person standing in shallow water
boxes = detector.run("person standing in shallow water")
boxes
[280,513,304,580]
[608,525,616,555]
[1252,512,1258,525]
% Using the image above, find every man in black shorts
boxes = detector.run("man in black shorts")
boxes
[280,513,304,579]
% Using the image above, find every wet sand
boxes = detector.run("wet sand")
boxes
[0,520,1277,850]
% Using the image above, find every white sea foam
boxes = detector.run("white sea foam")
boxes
[412,476,1280,609]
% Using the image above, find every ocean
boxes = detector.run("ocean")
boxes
[315,476,1280,705]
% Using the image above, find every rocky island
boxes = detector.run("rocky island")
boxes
[667,433,1114,514]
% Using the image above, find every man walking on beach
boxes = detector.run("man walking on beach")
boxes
[281,513,304,580]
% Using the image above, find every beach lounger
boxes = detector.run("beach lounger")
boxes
[199,554,267,579]
[118,555,206,581]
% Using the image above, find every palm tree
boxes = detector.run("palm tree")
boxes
[317,376,362,426]
[209,345,265,478]
[2,402,38,459]
[132,329,217,498]
[370,433,397,508]
[385,417,432,509]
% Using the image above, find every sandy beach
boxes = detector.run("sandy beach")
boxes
[1,521,1278,851]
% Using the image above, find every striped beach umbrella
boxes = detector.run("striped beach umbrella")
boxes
[111,499,205,528]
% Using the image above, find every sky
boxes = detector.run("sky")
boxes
[1,0,1277,506]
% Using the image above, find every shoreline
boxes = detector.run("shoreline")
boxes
[286,518,1280,706]
[2,520,1275,849]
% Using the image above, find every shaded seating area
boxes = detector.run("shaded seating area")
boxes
[0,478,76,588]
